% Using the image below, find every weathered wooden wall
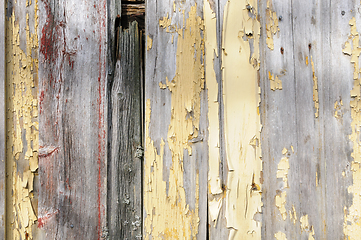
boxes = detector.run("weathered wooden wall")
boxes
[3,0,361,239]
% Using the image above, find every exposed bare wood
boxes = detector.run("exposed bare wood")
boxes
[38,1,109,238]
[108,21,142,239]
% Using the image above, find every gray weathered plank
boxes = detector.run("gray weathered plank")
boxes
[259,0,299,239]
[144,0,207,238]
[108,21,142,239]
[0,0,4,237]
[38,1,108,239]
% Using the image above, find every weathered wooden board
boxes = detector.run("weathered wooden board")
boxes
[5,0,40,238]
[259,0,299,239]
[37,0,108,239]
[260,0,355,239]
[0,0,5,237]
[144,0,207,238]
[108,21,142,239]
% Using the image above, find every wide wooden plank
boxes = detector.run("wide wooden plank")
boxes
[144,0,207,238]
[37,1,108,239]
[0,0,5,237]
[108,21,142,239]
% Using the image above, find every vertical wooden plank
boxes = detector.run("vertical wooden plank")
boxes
[144,0,207,238]
[108,21,142,239]
[339,2,361,239]
[5,0,40,238]
[0,0,5,237]
[38,1,108,239]
[259,0,298,239]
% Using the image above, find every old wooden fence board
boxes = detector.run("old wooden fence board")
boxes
[37,0,108,239]
[144,0,208,238]
[108,22,142,239]
[0,0,5,237]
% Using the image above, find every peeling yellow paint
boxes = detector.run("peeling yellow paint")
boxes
[305,56,309,65]
[310,56,319,118]
[300,215,315,239]
[343,17,361,240]
[289,205,297,225]
[144,4,204,239]
[222,0,262,238]
[274,232,287,240]
[334,100,343,119]
[277,156,289,188]
[268,72,282,91]
[5,1,39,239]
[265,0,279,50]
[275,191,287,221]
[147,35,153,51]
[204,0,222,201]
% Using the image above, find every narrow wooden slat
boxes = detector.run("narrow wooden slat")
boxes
[108,21,142,239]
[144,0,207,238]
[0,0,5,237]
[38,1,108,239]
[259,0,298,239]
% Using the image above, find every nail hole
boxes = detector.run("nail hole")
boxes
[308,43,312,50]
[279,16,283,21]
[280,47,284,54]
[341,11,345,15]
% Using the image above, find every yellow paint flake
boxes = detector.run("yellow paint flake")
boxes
[277,157,289,188]
[159,13,172,32]
[144,4,204,239]
[289,205,297,225]
[274,231,287,240]
[311,56,319,118]
[159,81,167,89]
[269,72,282,91]
[265,0,279,50]
[6,1,39,239]
[300,215,310,231]
[305,56,309,65]
[222,0,262,238]
[343,16,361,240]
[147,35,153,51]
[334,100,343,119]
[275,191,287,221]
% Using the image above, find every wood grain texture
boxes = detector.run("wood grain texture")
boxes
[0,0,4,237]
[144,0,207,238]
[108,21,142,239]
[38,1,108,239]
[260,0,354,239]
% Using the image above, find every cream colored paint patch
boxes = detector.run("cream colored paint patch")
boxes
[334,100,343,119]
[343,17,361,240]
[275,192,287,221]
[269,72,282,91]
[147,35,153,51]
[204,0,222,198]
[289,205,297,225]
[144,5,204,239]
[265,0,279,50]
[300,215,315,240]
[310,56,319,118]
[6,1,39,239]
[274,232,287,240]
[222,0,262,238]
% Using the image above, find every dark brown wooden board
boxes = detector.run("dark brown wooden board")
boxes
[108,21,142,239]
